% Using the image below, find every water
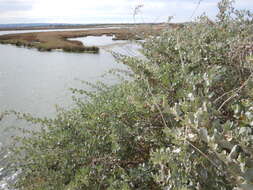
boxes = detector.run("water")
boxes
[0,44,126,116]
[69,35,127,47]
[69,35,143,57]
[0,30,136,189]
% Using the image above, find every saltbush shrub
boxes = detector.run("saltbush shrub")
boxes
[8,0,253,189]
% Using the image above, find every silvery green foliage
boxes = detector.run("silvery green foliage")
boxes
[138,0,253,189]
[9,0,253,189]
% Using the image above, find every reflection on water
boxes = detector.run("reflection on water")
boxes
[69,35,143,57]
[69,35,127,47]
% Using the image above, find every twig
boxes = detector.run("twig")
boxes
[218,93,238,111]
[214,86,239,103]
[186,140,223,173]
[176,35,185,67]
[217,74,252,111]
[190,0,203,20]
[146,79,169,128]
[133,4,144,24]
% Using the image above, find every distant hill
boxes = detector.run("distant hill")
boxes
[0,23,167,31]
[0,23,82,28]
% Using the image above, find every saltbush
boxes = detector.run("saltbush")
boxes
[9,0,253,189]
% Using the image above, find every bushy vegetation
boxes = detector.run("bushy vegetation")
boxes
[9,1,253,189]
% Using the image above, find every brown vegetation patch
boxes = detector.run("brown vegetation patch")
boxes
[0,24,178,53]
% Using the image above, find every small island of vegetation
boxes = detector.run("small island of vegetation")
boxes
[0,24,170,53]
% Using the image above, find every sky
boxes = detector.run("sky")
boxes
[0,0,253,24]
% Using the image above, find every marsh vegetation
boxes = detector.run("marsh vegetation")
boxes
[0,24,168,53]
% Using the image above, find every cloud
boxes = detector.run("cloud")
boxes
[0,0,252,24]
[0,0,32,12]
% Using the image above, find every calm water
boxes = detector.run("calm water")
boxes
[69,35,143,57]
[0,30,134,189]
[0,44,126,117]
[69,35,127,46]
